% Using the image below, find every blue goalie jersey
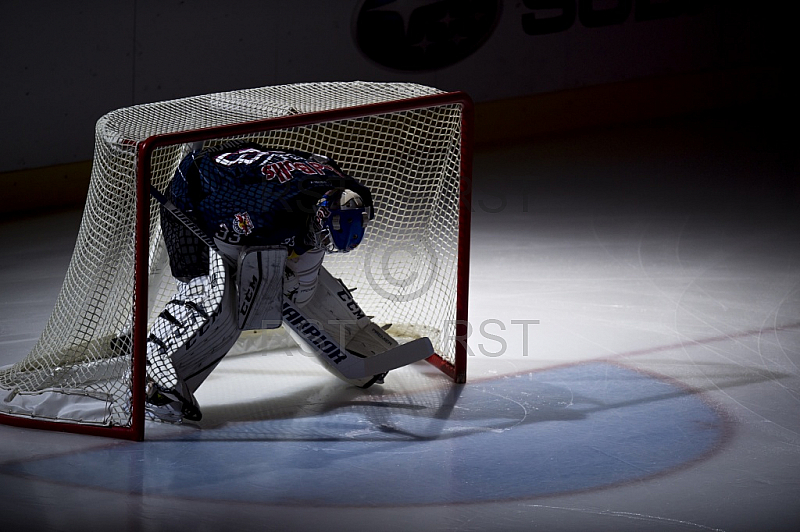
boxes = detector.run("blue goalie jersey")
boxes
[162,142,373,281]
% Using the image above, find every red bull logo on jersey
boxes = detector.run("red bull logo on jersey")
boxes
[232,212,254,235]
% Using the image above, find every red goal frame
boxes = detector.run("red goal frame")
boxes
[1,91,473,441]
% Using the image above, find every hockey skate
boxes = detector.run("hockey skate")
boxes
[144,377,203,423]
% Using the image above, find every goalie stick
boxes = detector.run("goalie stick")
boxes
[149,185,233,264]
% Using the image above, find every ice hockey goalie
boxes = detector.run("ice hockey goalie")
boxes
[145,142,433,422]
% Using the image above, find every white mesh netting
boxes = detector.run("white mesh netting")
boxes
[0,82,468,431]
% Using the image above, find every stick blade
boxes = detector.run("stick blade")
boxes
[360,337,434,377]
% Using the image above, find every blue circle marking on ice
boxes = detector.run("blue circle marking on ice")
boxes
[2,362,726,505]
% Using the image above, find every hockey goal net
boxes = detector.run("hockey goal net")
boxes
[0,82,472,440]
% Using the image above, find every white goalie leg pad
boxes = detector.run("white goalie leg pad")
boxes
[170,254,241,394]
[236,246,287,330]
[284,247,325,308]
[146,252,240,421]
[281,267,434,387]
[146,274,218,391]
[298,267,380,347]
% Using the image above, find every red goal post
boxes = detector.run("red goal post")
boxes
[0,83,473,440]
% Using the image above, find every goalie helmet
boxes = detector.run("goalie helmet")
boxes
[314,188,372,253]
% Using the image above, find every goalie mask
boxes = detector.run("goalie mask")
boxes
[314,188,372,253]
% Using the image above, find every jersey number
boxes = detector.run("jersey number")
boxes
[215,224,241,244]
